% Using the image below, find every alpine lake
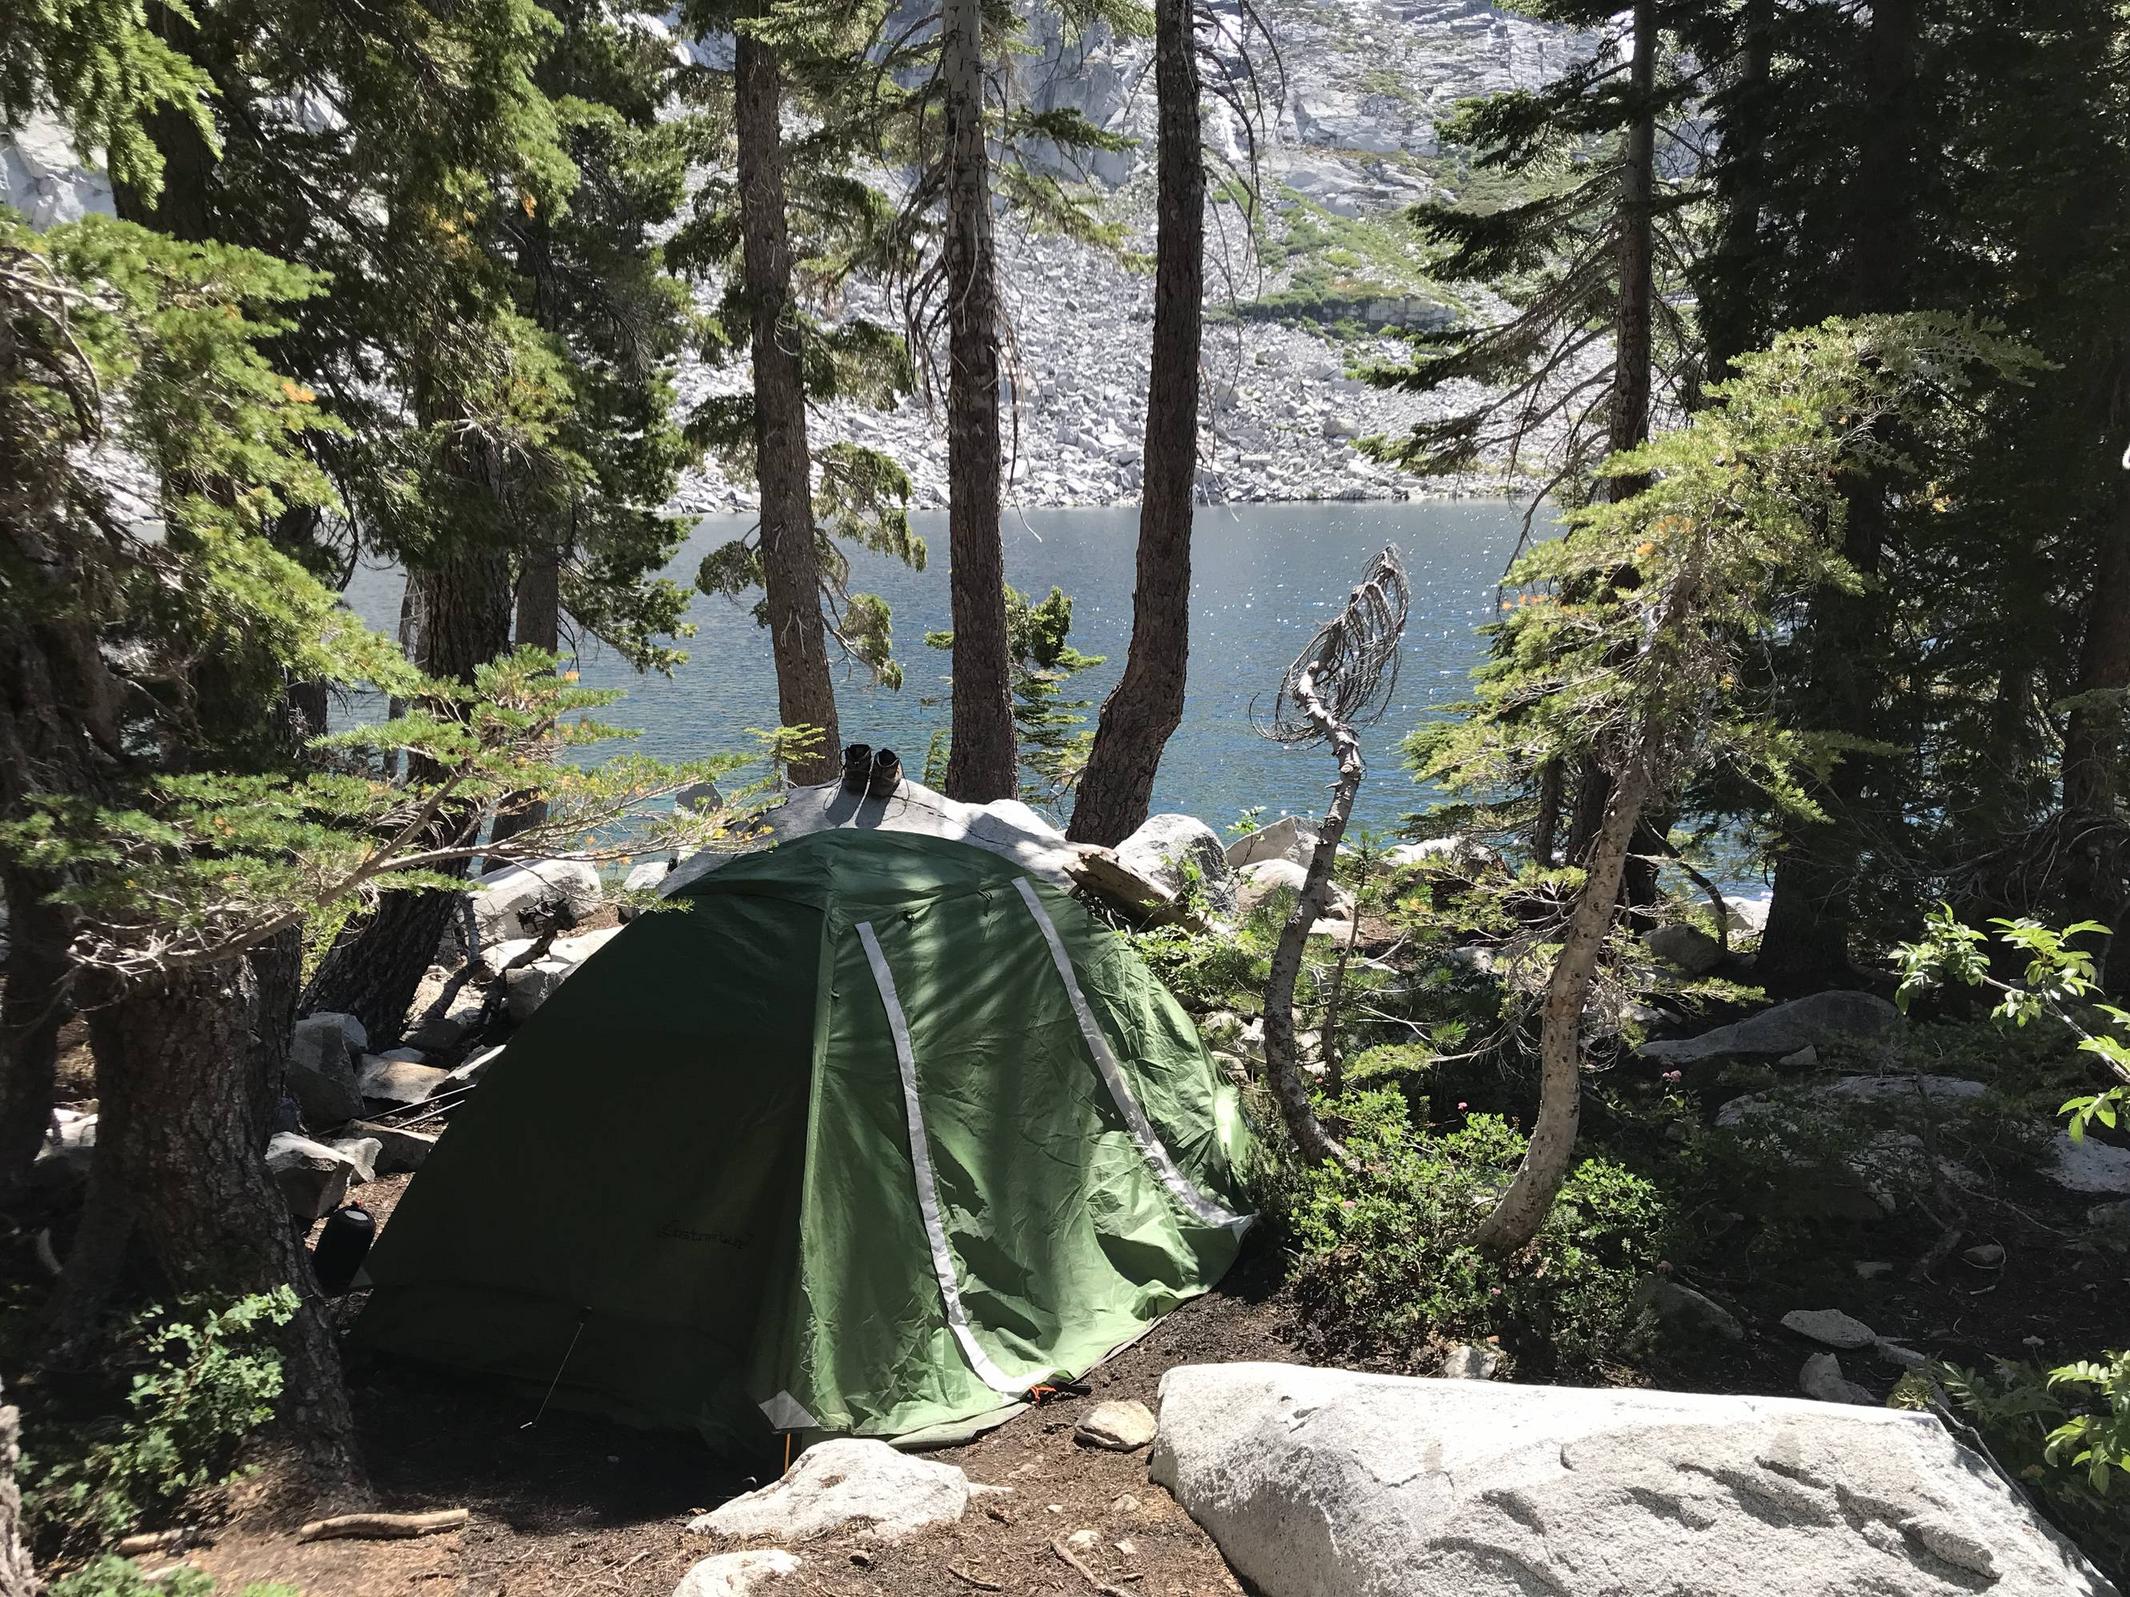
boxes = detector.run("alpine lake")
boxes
[344,498,1533,834]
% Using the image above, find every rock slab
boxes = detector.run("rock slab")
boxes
[1641,990,1903,1065]
[1148,1361,2115,1597]
[688,1438,996,1544]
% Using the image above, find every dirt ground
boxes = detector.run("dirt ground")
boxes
[186,1245,1293,1597]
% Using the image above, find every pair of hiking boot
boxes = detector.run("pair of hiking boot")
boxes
[842,744,902,800]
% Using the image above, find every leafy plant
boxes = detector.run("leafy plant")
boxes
[50,1560,298,1597]
[1896,908,2130,1142]
[1275,1096,1671,1377]
[25,1291,297,1554]
[1940,1355,2130,1578]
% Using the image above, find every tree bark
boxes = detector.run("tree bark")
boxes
[0,871,67,1199]
[1559,4,1657,872]
[1067,0,1203,846]
[303,546,511,1042]
[1607,0,1657,495]
[78,964,363,1494]
[737,25,840,787]
[0,1381,34,1597]
[487,554,562,848]
[1756,0,1916,993]
[2064,481,2130,980]
[940,0,1017,802]
[1261,663,1359,1169]
[1700,0,1772,387]
[1472,747,1654,1256]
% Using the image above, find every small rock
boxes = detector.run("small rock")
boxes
[1076,1399,1158,1452]
[1109,1493,1142,1515]
[356,1056,452,1106]
[1646,923,1723,976]
[670,1550,801,1597]
[1962,1243,2005,1267]
[1064,1528,1101,1556]
[1853,1261,1894,1280]
[1635,1276,1744,1342]
[1782,1308,1877,1350]
[287,1012,368,1127]
[325,1135,382,1184]
[1875,1341,1928,1370]
[264,1132,367,1219]
[687,1438,999,1544]
[1223,815,1317,869]
[1776,1045,1819,1070]
[2087,1198,2130,1247]
[348,1119,439,1174]
[1798,1351,1877,1405]
[1440,1344,1501,1380]
[439,1044,503,1091]
[1114,1536,1138,1557]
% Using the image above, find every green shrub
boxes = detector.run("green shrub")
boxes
[25,1289,297,1555]
[1275,1095,1672,1377]
[1940,1354,2130,1581]
[51,1559,217,1597]
[51,1558,299,1597]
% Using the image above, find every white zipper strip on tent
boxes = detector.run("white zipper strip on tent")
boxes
[1011,878,1252,1232]
[854,920,1032,1398]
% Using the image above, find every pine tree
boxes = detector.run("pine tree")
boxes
[1068,0,1204,846]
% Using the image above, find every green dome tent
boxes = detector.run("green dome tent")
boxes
[355,828,1256,1450]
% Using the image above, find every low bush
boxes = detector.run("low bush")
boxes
[24,1289,297,1557]
[1937,1353,2130,1582]
[1274,1094,1673,1378]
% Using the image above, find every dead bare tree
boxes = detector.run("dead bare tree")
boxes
[1252,546,1410,1166]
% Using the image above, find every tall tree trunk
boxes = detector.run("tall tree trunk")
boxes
[0,871,67,1199]
[1472,746,1654,1255]
[1608,0,1657,494]
[303,547,512,1042]
[77,965,363,1493]
[736,26,840,787]
[1261,671,1360,1170]
[940,0,1017,801]
[1758,0,1916,992]
[0,1380,33,1597]
[2064,482,2130,981]
[1700,0,1772,388]
[1068,0,1203,846]
[488,553,562,848]
[1560,2,1658,870]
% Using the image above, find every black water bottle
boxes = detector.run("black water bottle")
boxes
[312,1204,376,1295]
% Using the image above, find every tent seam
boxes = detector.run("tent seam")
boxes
[854,919,1034,1399]
[1010,879,1252,1233]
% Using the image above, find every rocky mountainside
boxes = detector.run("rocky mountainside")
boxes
[0,0,1581,516]
[672,0,1583,516]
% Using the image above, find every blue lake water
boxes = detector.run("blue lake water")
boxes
[343,500,1532,833]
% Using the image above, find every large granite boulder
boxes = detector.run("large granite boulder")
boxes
[1148,1362,2114,1597]
[1235,859,1353,921]
[468,858,603,944]
[1640,991,1903,1066]
[1225,816,1319,869]
[1115,814,1238,917]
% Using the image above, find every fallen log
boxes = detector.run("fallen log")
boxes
[297,1509,468,1543]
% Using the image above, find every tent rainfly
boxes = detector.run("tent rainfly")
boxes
[355,828,1256,1449]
